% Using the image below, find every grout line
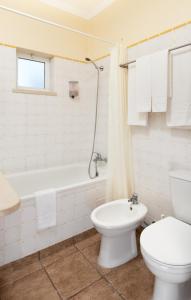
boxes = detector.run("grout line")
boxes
[103,275,126,300]
[39,258,63,300]
[38,237,102,300]
[73,243,126,300]
[38,245,79,269]
[0,268,43,290]
[1,230,141,298]
[66,277,102,300]
[75,243,105,278]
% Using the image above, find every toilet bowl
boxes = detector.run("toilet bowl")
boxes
[91,199,147,268]
[141,217,191,300]
[140,170,191,300]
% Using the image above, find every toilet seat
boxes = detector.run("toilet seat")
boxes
[140,217,191,267]
[141,247,191,273]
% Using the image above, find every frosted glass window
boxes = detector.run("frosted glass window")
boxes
[17,58,45,89]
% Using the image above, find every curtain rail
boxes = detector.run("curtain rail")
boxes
[0,5,115,45]
[120,42,191,68]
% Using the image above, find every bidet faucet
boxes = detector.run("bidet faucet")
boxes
[129,193,139,205]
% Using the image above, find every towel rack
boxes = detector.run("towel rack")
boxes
[120,42,191,69]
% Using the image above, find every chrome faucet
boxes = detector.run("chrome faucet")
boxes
[93,152,107,163]
[129,193,139,205]
[91,152,107,178]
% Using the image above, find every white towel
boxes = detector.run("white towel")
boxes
[128,63,148,126]
[151,49,169,112]
[136,55,152,112]
[35,189,56,230]
[167,46,191,128]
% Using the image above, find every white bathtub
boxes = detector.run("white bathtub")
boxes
[7,163,106,199]
[0,164,106,266]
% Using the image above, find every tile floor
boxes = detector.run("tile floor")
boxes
[0,227,154,300]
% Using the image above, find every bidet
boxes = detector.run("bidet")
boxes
[91,199,147,268]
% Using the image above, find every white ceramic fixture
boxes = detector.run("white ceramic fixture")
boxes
[140,170,191,300]
[91,199,147,268]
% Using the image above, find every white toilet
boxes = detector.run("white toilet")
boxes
[91,198,147,268]
[141,170,191,300]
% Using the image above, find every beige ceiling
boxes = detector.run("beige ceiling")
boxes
[40,0,115,19]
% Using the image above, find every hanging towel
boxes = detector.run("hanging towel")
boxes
[127,63,148,126]
[35,189,56,230]
[136,55,151,112]
[167,46,191,128]
[151,49,169,112]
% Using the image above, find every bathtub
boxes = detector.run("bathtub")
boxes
[7,163,106,199]
[0,164,106,266]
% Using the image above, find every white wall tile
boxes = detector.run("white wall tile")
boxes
[4,242,22,264]
[0,45,108,266]
[0,179,105,266]
[0,46,108,174]
[4,210,21,229]
[129,24,191,223]
[4,226,21,245]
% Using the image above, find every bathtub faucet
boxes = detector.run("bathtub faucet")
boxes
[93,152,107,163]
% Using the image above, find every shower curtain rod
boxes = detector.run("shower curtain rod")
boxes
[120,42,191,68]
[0,5,115,45]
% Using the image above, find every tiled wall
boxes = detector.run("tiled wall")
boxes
[0,180,106,266]
[0,46,109,174]
[128,23,191,223]
[0,46,109,265]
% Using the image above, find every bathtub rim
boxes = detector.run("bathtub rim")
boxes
[5,163,107,201]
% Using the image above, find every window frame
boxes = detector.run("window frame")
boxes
[16,52,50,90]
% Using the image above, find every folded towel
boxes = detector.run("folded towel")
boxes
[35,189,56,230]
[127,63,148,126]
[151,49,169,112]
[167,46,191,127]
[136,55,152,112]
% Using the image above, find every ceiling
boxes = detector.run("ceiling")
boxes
[41,0,115,19]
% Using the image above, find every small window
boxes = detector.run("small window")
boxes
[17,53,49,90]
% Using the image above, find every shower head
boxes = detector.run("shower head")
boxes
[85,57,104,71]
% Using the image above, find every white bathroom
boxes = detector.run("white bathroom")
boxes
[0,1,191,300]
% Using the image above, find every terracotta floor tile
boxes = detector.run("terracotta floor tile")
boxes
[40,238,77,267]
[106,256,154,300]
[81,241,112,275]
[0,227,154,300]
[46,252,101,299]
[71,278,122,300]
[0,253,42,288]
[40,238,74,259]
[0,269,60,300]
[75,231,100,250]
[74,228,97,244]
[0,264,12,288]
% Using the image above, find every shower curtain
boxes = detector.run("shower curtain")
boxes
[106,44,134,201]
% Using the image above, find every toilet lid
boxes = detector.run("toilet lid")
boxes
[140,217,191,266]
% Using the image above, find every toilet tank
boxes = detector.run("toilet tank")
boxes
[170,170,191,224]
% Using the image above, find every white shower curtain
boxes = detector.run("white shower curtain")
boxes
[106,44,134,201]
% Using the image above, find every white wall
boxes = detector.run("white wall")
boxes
[0,45,109,174]
[128,23,191,223]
